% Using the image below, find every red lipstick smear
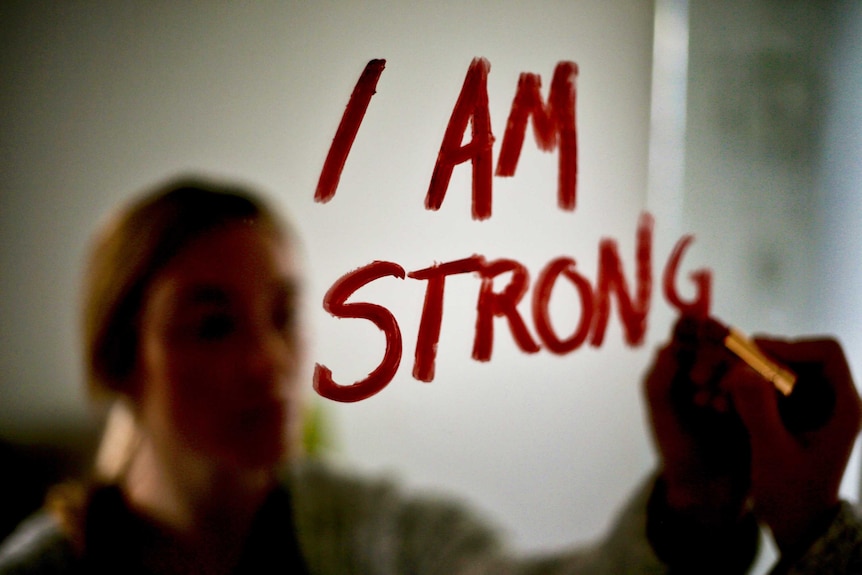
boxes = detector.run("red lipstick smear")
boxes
[315,59,387,204]
[409,256,484,382]
[426,57,495,220]
[532,257,594,354]
[314,260,405,402]
[497,61,578,211]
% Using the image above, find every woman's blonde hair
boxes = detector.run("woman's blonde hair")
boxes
[81,176,284,401]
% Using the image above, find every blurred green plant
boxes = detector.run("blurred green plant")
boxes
[300,398,336,458]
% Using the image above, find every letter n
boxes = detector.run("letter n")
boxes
[590,213,653,346]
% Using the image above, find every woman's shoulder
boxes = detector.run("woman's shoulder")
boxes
[0,511,76,575]
[284,456,480,524]
[282,457,504,574]
[283,457,403,528]
[0,481,121,575]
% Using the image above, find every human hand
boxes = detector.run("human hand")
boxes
[644,316,752,527]
[725,336,862,556]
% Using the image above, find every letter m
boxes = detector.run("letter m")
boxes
[495,61,578,211]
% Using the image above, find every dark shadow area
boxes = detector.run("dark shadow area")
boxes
[0,425,100,543]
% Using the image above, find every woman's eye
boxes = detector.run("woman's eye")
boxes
[273,304,296,336]
[196,314,235,340]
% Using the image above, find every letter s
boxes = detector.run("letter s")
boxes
[314,261,405,402]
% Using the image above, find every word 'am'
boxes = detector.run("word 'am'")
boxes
[315,58,578,219]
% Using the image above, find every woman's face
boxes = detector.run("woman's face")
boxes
[132,223,302,471]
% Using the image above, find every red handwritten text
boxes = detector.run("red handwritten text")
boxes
[313,59,712,403]
[315,59,387,203]
[316,58,578,219]
[313,214,711,402]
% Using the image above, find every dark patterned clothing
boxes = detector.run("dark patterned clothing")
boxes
[2,460,854,574]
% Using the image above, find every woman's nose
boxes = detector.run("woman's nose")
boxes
[244,329,297,393]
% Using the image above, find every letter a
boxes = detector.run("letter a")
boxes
[425,57,495,220]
